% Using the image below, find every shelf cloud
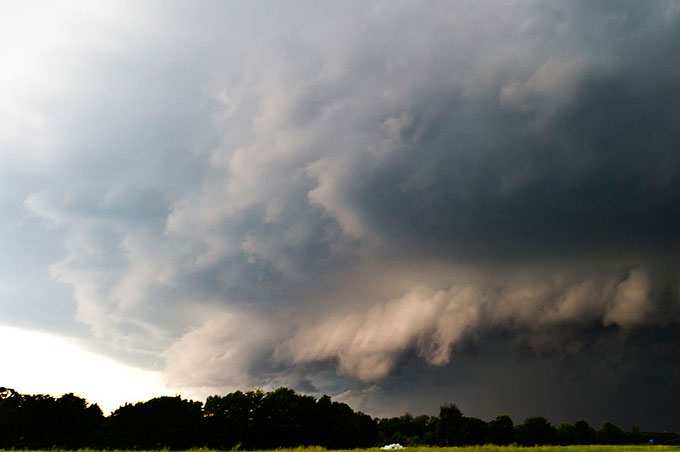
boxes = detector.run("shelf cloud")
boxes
[3,0,680,430]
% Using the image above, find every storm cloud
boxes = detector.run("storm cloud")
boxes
[3,0,680,429]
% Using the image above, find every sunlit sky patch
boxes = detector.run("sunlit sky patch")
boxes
[0,326,170,413]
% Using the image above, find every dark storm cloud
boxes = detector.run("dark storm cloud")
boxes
[362,73,680,255]
[319,0,680,261]
[5,0,680,428]
[344,326,680,431]
[356,70,680,259]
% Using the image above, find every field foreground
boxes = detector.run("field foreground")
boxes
[3,446,680,452]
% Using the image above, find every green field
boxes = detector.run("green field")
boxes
[4,446,679,452]
[199,447,680,452]
[236,447,676,452]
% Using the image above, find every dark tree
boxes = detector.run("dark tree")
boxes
[460,416,488,445]
[573,420,596,444]
[108,395,202,449]
[204,389,263,449]
[488,415,514,444]
[558,422,577,444]
[0,385,677,449]
[52,393,104,448]
[378,413,441,445]
[315,394,377,448]
[0,387,21,448]
[515,416,558,445]
[0,388,103,449]
[599,422,626,444]
[252,387,317,448]
[437,403,464,445]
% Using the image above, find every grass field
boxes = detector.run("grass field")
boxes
[240,447,679,452]
[3,446,679,452]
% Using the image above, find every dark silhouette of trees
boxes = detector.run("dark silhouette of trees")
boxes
[0,385,676,449]
[108,396,202,449]
[488,415,514,444]
[204,389,263,449]
[314,394,377,449]
[253,387,317,449]
[573,420,597,444]
[437,402,464,445]
[0,387,21,448]
[330,396,376,448]
[378,413,438,445]
[51,393,104,448]
[0,388,103,449]
[459,416,488,445]
[515,416,558,445]
[558,422,578,444]
[202,388,376,450]
[599,421,626,444]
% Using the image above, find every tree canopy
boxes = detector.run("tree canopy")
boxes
[0,386,676,449]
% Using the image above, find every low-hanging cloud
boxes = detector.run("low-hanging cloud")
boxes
[276,267,673,382]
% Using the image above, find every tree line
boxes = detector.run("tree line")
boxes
[0,386,677,449]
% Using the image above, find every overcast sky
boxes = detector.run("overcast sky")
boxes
[2,0,680,429]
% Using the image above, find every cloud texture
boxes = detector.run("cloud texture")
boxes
[4,0,680,429]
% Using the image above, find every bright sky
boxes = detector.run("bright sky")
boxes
[0,326,171,413]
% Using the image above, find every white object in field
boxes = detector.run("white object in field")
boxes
[381,444,405,450]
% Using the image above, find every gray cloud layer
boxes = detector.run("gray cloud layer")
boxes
[4,0,680,429]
